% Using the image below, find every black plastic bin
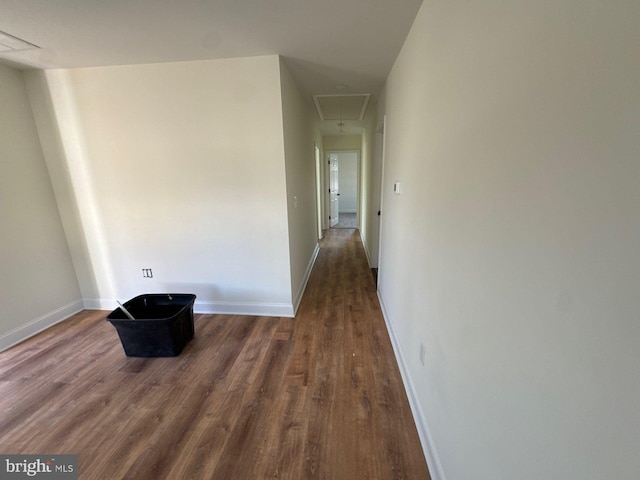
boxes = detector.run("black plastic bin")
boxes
[107,293,196,357]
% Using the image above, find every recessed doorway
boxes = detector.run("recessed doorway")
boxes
[326,150,359,229]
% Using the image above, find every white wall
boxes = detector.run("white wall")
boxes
[0,63,82,350]
[379,1,640,479]
[278,58,322,312]
[25,55,296,316]
[359,102,380,268]
[323,135,360,151]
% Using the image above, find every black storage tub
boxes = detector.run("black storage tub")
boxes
[107,293,196,357]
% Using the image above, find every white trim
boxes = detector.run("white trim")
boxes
[0,299,84,352]
[325,149,361,230]
[312,96,325,121]
[194,301,294,318]
[377,291,447,480]
[84,298,295,317]
[358,94,371,120]
[361,235,373,268]
[312,93,372,121]
[376,115,387,272]
[314,143,324,239]
[84,297,296,318]
[293,243,320,315]
[83,298,118,310]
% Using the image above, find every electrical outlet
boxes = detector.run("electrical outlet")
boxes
[419,342,426,366]
[142,268,153,278]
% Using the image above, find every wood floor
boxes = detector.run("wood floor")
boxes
[332,212,358,229]
[0,229,430,479]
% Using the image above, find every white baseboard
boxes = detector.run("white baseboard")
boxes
[377,291,447,480]
[293,243,320,315]
[81,244,321,320]
[361,235,373,268]
[83,298,116,310]
[85,297,295,318]
[194,301,294,317]
[0,299,84,352]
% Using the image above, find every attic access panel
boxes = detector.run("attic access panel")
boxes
[0,30,39,52]
[313,94,371,121]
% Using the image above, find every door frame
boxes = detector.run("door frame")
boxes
[376,116,387,283]
[324,150,361,229]
[314,143,323,239]
[329,154,340,227]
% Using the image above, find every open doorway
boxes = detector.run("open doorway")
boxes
[314,143,323,239]
[326,150,359,229]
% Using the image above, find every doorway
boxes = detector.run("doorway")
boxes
[314,144,323,239]
[326,151,359,229]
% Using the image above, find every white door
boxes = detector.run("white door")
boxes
[329,154,339,227]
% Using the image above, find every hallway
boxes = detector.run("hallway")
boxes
[0,228,429,479]
[292,227,429,478]
[331,212,358,229]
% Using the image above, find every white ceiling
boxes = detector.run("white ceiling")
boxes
[0,0,422,135]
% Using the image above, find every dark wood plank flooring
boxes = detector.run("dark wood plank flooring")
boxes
[0,228,430,479]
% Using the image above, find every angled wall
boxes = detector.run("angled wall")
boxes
[0,63,82,350]
[278,58,322,312]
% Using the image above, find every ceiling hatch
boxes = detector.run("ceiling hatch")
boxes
[0,31,39,52]
[313,94,371,122]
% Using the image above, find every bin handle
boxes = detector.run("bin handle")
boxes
[117,301,136,320]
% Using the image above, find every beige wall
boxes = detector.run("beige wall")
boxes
[278,58,322,310]
[360,101,380,267]
[0,63,82,349]
[323,134,361,152]
[26,55,296,315]
[379,1,640,479]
